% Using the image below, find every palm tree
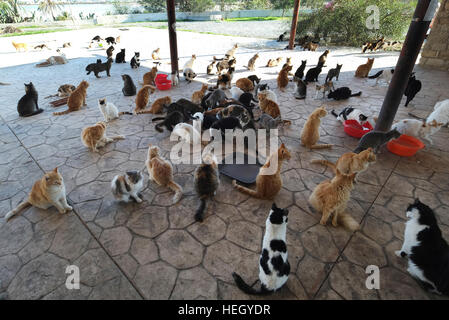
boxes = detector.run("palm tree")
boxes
[0,0,22,23]
[38,0,62,21]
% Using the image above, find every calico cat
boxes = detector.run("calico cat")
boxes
[304,62,324,83]
[207,60,217,75]
[216,58,236,74]
[326,64,342,82]
[194,152,220,222]
[391,119,442,145]
[328,87,362,100]
[130,52,140,69]
[62,42,71,48]
[17,82,43,117]
[81,121,124,152]
[277,65,292,92]
[115,48,126,63]
[138,96,172,114]
[106,46,115,58]
[355,58,375,78]
[236,78,255,93]
[331,107,368,124]
[146,145,183,204]
[205,89,227,109]
[57,84,76,97]
[122,74,137,96]
[258,92,281,119]
[245,53,259,71]
[353,129,401,154]
[4,167,72,221]
[172,123,202,145]
[183,68,197,83]
[315,81,334,99]
[369,68,394,85]
[152,48,160,60]
[12,41,28,52]
[86,58,112,78]
[232,144,291,199]
[111,171,144,203]
[309,170,359,230]
[216,69,234,89]
[318,49,330,66]
[293,78,307,100]
[404,74,422,107]
[152,111,185,132]
[134,85,156,114]
[98,98,132,121]
[294,60,307,81]
[257,113,283,129]
[225,44,238,59]
[233,203,290,295]
[142,66,158,86]
[301,106,332,149]
[266,57,283,67]
[217,105,253,129]
[395,199,449,295]
[105,36,116,45]
[53,80,89,116]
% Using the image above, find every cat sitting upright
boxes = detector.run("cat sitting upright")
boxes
[355,58,375,78]
[17,82,43,117]
[111,171,144,203]
[130,52,140,69]
[115,48,126,63]
[194,152,220,222]
[301,106,333,149]
[233,203,290,295]
[98,98,132,122]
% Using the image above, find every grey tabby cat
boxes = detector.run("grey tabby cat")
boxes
[257,113,283,129]
[354,129,401,154]
[294,78,307,100]
[326,64,343,83]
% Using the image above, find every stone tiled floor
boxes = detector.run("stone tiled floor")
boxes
[0,27,448,300]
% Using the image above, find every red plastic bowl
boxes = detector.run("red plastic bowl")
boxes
[387,134,425,157]
[156,80,172,90]
[343,120,373,138]
[155,73,168,83]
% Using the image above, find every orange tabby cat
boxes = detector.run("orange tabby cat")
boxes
[308,169,359,231]
[146,145,183,204]
[191,84,208,104]
[142,66,158,86]
[81,121,124,152]
[301,106,332,149]
[12,41,28,52]
[232,143,291,199]
[355,58,375,78]
[137,96,171,114]
[204,108,223,116]
[134,85,156,114]
[258,91,281,119]
[277,65,292,92]
[236,78,254,92]
[4,167,72,221]
[53,80,89,116]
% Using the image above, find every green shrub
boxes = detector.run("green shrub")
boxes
[296,0,415,46]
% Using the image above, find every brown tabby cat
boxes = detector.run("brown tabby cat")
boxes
[192,84,208,104]
[232,143,291,199]
[277,65,292,92]
[236,78,254,92]
[146,145,183,204]
[142,66,158,86]
[4,167,72,221]
[134,85,156,114]
[308,169,359,231]
[303,42,318,51]
[245,53,259,71]
[138,96,171,114]
[355,58,375,78]
[258,91,281,119]
[81,121,124,152]
[301,106,332,149]
[318,49,330,65]
[266,57,283,67]
[53,80,89,116]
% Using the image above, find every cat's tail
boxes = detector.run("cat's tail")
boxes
[53,109,71,116]
[35,61,51,67]
[232,180,260,198]
[5,201,31,221]
[310,144,333,149]
[0,82,11,85]
[151,117,165,122]
[167,181,183,204]
[338,212,360,231]
[194,197,207,222]
[330,109,339,118]
[110,135,125,141]
[155,122,164,133]
[368,71,383,79]
[350,92,362,97]
[310,159,336,172]
[118,111,133,116]
[22,108,44,117]
[232,272,273,296]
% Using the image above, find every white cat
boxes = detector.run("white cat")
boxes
[172,122,202,145]
[98,98,131,122]
[391,119,442,145]
[111,171,144,203]
[225,44,238,58]
[230,86,244,100]
[428,99,449,129]
[372,69,394,85]
[183,54,196,70]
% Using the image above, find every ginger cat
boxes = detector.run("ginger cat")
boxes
[53,80,89,116]
[308,169,359,231]
[81,121,124,152]
[236,78,254,92]
[4,167,72,221]
[277,65,292,92]
[311,148,376,176]
[146,145,183,204]
[192,84,208,104]
[12,41,28,52]
[134,85,156,114]
[152,48,160,60]
[142,66,158,86]
[232,143,291,199]
[355,58,375,78]
[300,106,332,149]
[138,96,171,114]
[258,91,281,119]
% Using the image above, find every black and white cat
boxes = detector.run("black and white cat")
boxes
[111,171,144,203]
[233,203,290,295]
[396,199,449,296]
[130,52,140,69]
[327,87,362,100]
[331,107,368,124]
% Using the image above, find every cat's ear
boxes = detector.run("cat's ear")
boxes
[271,203,278,210]
[53,167,58,173]
[413,198,420,205]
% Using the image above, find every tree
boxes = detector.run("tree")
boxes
[270,0,294,17]
[216,0,234,11]
[138,0,166,13]
[38,0,63,21]
[0,0,22,23]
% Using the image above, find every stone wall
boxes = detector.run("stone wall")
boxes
[420,0,449,71]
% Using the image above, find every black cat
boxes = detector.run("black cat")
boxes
[152,111,185,132]
[210,117,242,134]
[404,73,422,107]
[121,74,136,96]
[294,60,307,80]
[91,35,102,42]
[17,82,43,117]
[105,36,116,45]
[115,49,126,63]
[86,58,112,78]
[130,52,140,69]
[328,87,362,100]
[277,31,288,42]
[304,61,324,83]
